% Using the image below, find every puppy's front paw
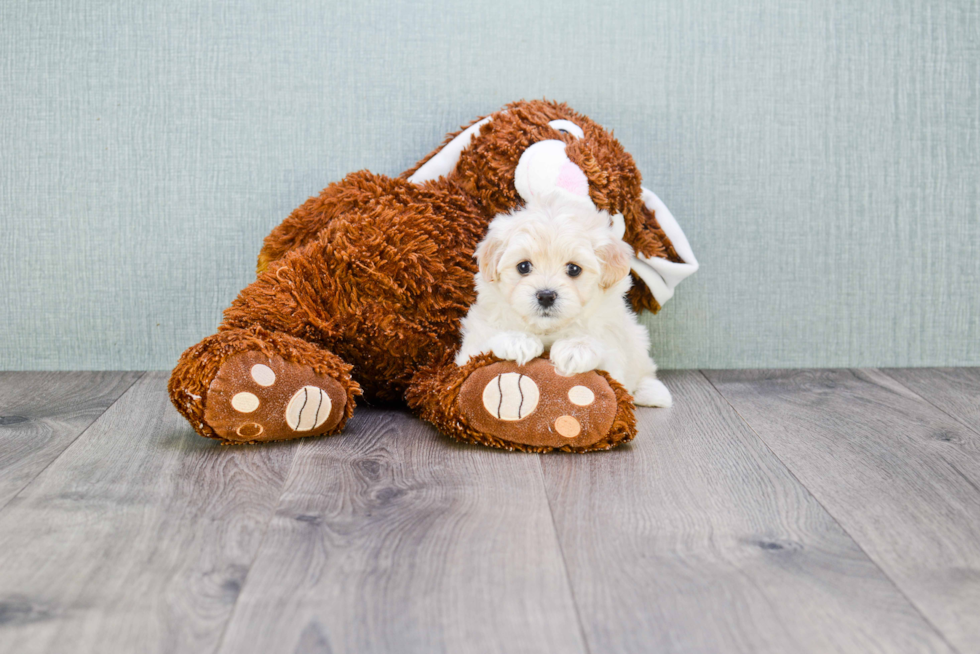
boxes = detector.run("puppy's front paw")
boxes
[551,337,603,376]
[633,376,673,408]
[488,332,545,365]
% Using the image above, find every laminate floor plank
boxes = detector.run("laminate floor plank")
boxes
[5,368,977,653]
[541,370,954,654]
[0,371,142,509]
[0,372,296,654]
[880,368,980,436]
[216,408,586,654]
[706,368,980,654]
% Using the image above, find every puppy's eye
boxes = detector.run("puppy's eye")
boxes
[517,261,532,275]
[566,263,582,277]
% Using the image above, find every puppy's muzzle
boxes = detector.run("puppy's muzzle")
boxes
[536,289,557,308]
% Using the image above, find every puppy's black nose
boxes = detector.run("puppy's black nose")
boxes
[536,289,557,308]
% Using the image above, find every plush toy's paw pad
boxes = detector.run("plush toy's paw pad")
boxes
[204,351,347,442]
[458,358,620,450]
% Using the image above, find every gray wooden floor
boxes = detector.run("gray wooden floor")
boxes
[0,369,978,654]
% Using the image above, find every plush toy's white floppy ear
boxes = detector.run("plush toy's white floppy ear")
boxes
[407,116,494,184]
[629,187,699,306]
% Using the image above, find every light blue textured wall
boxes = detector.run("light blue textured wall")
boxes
[1,0,978,370]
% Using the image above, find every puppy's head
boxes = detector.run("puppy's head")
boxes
[475,194,633,332]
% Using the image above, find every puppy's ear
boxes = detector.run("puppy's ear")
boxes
[597,240,633,289]
[475,235,505,282]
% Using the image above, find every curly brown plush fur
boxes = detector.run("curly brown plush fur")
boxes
[170,100,681,451]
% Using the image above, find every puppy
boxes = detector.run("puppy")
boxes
[456,194,672,407]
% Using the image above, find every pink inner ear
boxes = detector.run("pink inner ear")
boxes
[556,162,589,197]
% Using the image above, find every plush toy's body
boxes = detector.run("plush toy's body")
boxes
[169,100,697,452]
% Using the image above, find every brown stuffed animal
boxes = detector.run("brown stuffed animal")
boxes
[168,100,697,452]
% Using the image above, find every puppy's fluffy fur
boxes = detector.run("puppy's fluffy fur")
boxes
[456,195,672,407]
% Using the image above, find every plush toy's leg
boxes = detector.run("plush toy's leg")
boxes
[406,353,636,453]
[168,326,360,444]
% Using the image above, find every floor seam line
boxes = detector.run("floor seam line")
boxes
[0,370,147,515]
[876,368,980,439]
[698,369,964,654]
[537,454,593,654]
[210,439,302,654]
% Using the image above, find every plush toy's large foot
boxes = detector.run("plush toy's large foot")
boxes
[408,354,636,453]
[169,327,359,444]
[203,350,348,442]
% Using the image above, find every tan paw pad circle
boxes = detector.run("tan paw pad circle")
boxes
[567,385,595,406]
[231,392,260,413]
[285,386,333,431]
[236,423,263,438]
[554,415,581,438]
[250,364,276,387]
[482,373,540,421]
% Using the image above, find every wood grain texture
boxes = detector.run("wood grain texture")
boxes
[216,408,586,654]
[541,370,954,654]
[3,368,977,653]
[706,368,980,654]
[0,371,142,509]
[881,368,980,436]
[0,372,295,654]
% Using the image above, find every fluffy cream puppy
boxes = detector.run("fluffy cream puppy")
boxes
[456,195,672,407]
